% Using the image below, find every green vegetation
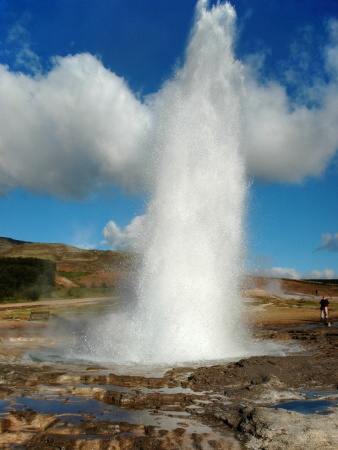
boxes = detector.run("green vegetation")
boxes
[57,271,91,281]
[1,308,32,320]
[0,296,117,321]
[0,257,55,302]
[51,286,114,299]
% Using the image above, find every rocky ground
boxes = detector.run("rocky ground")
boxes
[0,293,337,449]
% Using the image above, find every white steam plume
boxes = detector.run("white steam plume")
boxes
[252,266,301,280]
[76,0,256,365]
[305,269,336,279]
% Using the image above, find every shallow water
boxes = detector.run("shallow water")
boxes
[272,391,338,414]
[2,395,215,433]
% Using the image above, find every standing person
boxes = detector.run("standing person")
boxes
[320,296,329,321]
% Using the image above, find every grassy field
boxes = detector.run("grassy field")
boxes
[0,293,117,321]
[51,286,115,299]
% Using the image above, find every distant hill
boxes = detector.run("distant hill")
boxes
[1,237,337,297]
[0,237,31,251]
[0,237,136,289]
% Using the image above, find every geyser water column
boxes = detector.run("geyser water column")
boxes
[69,0,252,366]
[129,0,249,364]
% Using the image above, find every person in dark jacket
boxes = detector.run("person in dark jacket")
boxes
[320,296,329,321]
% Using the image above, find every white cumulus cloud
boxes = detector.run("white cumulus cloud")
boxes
[102,215,145,251]
[316,233,338,252]
[0,53,151,198]
[0,17,338,199]
[0,12,337,199]
[242,20,338,183]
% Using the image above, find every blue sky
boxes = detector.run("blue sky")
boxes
[0,0,337,279]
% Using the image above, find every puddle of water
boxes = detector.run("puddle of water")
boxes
[4,397,122,421]
[2,395,214,433]
[287,322,337,331]
[300,390,338,399]
[271,399,338,415]
[0,399,10,416]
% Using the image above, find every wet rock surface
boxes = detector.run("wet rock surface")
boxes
[0,316,337,448]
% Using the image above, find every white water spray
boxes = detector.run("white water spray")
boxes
[131,1,249,363]
[71,1,253,365]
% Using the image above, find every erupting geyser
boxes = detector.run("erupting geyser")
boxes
[131,2,248,363]
[72,0,253,365]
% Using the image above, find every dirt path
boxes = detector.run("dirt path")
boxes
[0,295,114,312]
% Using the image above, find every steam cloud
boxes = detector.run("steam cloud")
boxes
[306,268,336,279]
[252,266,302,280]
[252,266,338,280]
